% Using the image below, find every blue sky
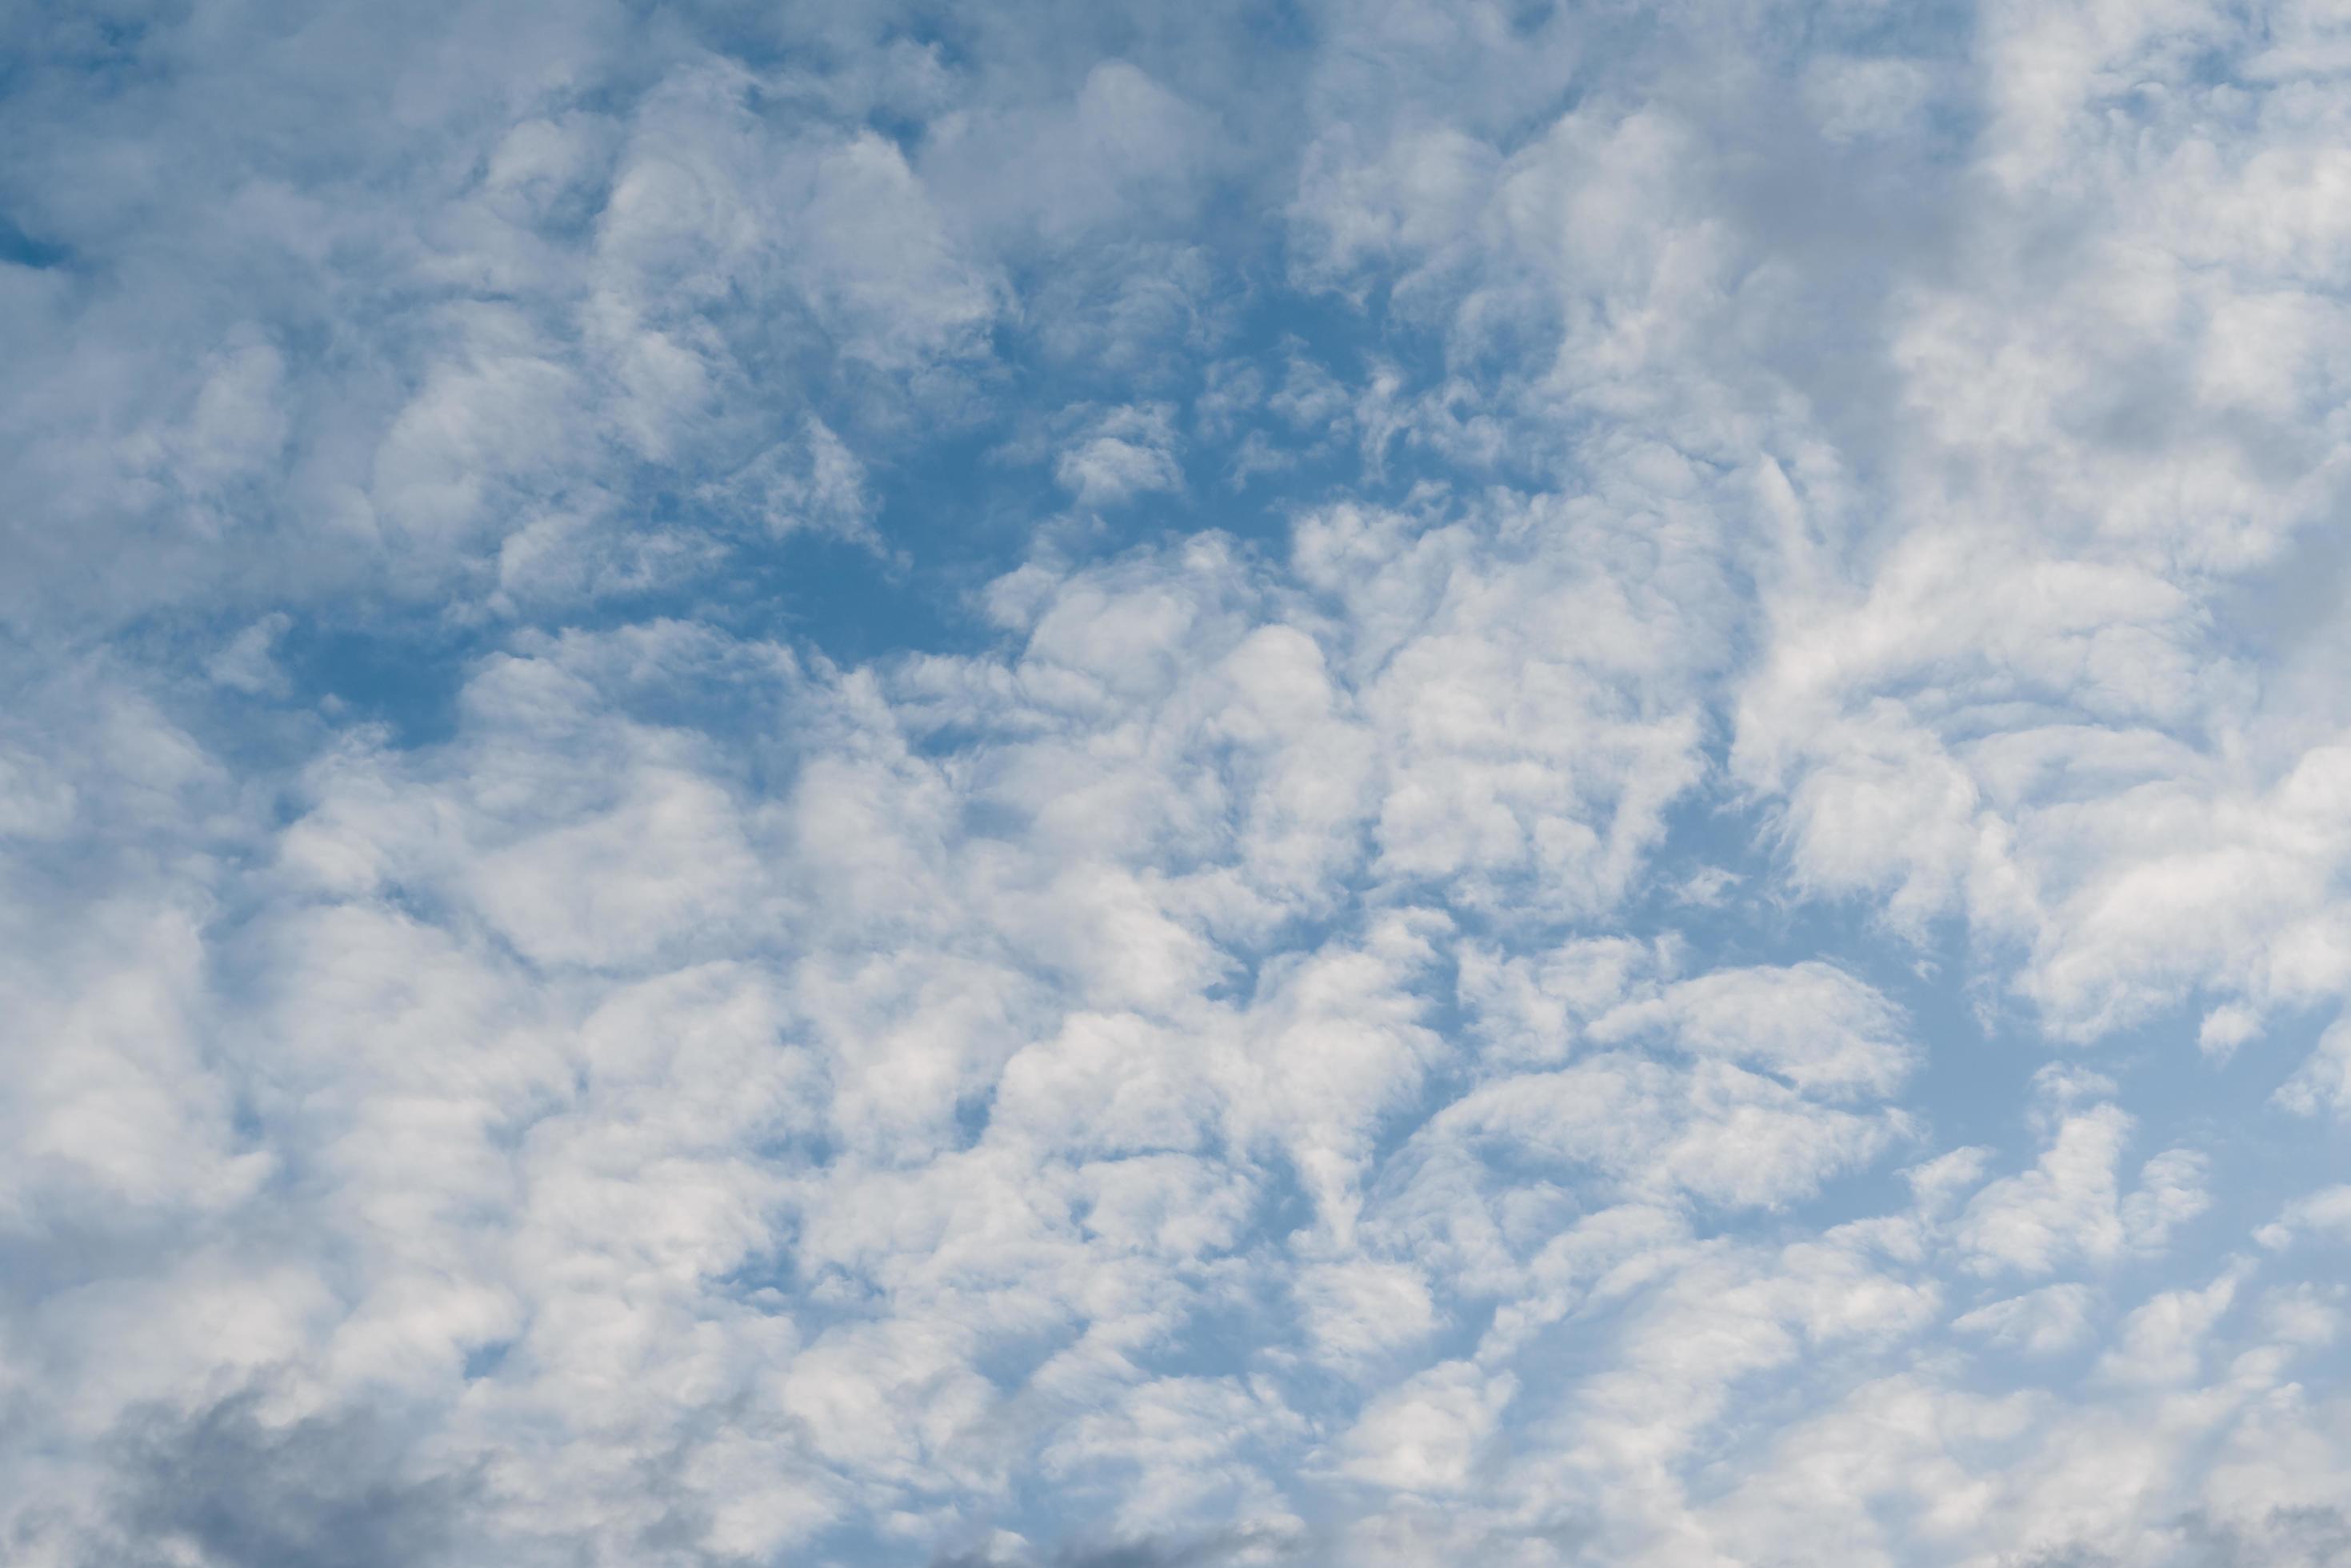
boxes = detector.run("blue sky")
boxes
[7,2,2351,1564]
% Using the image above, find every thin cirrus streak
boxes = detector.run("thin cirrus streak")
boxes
[4,2,2351,1564]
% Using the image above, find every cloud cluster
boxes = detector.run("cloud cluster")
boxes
[9,1,2351,1565]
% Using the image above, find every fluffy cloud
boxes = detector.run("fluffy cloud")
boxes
[9,0,2351,1564]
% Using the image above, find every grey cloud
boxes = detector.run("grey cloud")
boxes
[94,1390,474,1568]
[2177,1506,2351,1568]
[934,1522,1308,1568]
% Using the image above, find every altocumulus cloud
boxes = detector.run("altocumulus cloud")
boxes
[8,1,2351,1564]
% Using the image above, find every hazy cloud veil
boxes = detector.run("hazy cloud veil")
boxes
[8,1,2351,1563]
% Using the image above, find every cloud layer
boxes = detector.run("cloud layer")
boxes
[8,2,2351,1564]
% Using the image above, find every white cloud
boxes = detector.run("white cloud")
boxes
[1294,1260,1440,1370]
[2258,1183,2351,1248]
[1055,402,1184,509]
[12,0,2351,1562]
[2094,1263,2248,1386]
[2121,1147,2213,1255]
[2276,1014,2351,1119]
[1954,1105,2132,1276]
[1335,1361,1516,1494]
[1585,960,1917,1099]
[1953,1283,2098,1355]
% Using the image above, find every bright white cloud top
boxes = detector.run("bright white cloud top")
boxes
[6,2,2351,1564]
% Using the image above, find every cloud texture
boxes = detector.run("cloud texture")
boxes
[8,1,2351,1564]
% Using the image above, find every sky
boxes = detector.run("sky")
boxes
[6,0,2351,1563]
